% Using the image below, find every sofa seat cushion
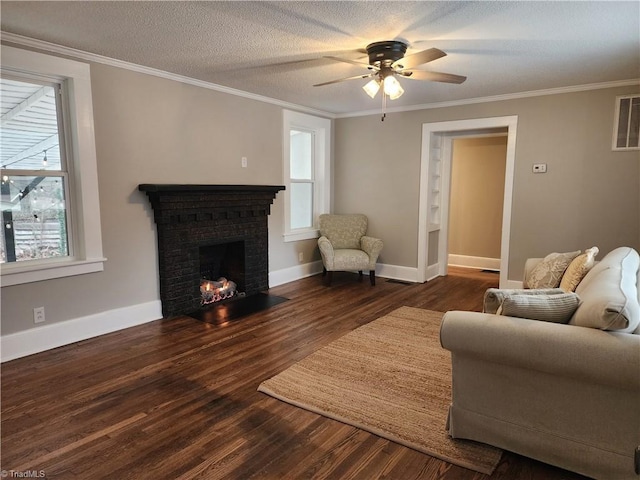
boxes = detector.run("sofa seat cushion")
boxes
[571,247,640,332]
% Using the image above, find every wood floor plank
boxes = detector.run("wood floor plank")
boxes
[1,269,589,479]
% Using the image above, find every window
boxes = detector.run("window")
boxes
[612,94,640,151]
[1,77,71,264]
[282,110,331,242]
[0,46,104,286]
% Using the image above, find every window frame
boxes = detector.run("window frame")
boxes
[612,94,640,151]
[282,110,331,242]
[1,46,104,286]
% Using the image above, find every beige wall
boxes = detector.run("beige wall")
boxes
[335,85,640,280]
[449,136,507,260]
[1,52,638,337]
[0,62,323,335]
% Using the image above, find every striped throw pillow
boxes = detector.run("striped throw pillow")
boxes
[499,293,581,324]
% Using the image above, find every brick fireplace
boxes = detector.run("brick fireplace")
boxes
[139,184,284,317]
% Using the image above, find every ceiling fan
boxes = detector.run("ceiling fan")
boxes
[314,40,466,101]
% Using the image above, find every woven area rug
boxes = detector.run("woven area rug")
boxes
[258,306,503,475]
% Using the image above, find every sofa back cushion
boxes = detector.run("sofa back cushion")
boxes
[571,247,640,332]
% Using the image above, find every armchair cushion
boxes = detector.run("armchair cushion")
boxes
[333,249,370,271]
[319,213,367,249]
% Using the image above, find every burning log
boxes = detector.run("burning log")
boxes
[200,277,237,305]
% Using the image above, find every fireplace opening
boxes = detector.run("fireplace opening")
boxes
[199,241,245,305]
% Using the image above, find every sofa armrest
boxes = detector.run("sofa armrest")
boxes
[440,310,640,390]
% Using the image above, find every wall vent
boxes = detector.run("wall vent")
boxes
[612,94,640,151]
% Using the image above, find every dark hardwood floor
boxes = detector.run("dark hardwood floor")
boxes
[1,268,590,479]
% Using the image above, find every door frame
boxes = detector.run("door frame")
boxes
[417,116,518,287]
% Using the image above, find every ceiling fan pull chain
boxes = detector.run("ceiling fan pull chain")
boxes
[381,91,386,122]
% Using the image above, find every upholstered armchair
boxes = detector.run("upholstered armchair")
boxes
[317,214,383,286]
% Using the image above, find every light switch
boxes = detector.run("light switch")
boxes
[532,163,547,173]
[241,157,248,168]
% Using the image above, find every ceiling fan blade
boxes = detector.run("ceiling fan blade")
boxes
[324,56,378,71]
[392,47,447,70]
[403,70,467,84]
[313,73,374,87]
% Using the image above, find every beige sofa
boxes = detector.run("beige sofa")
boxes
[440,247,640,480]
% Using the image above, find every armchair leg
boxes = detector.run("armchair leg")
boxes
[358,270,363,282]
[322,267,327,277]
[369,271,376,286]
[324,271,333,286]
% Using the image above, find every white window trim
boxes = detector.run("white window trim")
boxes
[282,110,331,242]
[1,46,105,286]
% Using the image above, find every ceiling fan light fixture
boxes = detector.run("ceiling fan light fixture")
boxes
[383,75,404,100]
[362,78,380,98]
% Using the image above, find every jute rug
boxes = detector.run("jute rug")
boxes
[258,306,503,475]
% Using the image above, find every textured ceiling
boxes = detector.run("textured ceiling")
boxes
[1,1,639,115]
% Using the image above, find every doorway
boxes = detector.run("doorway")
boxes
[417,116,518,288]
[448,134,507,271]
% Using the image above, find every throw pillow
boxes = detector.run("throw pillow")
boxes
[559,246,599,292]
[525,250,581,289]
[483,287,564,314]
[500,293,581,324]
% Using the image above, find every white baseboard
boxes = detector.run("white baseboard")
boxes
[424,264,441,282]
[2,262,523,362]
[269,261,421,286]
[269,260,324,287]
[448,254,501,271]
[377,263,420,283]
[1,300,162,363]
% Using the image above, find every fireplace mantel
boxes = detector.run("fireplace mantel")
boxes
[139,184,285,193]
[139,184,284,317]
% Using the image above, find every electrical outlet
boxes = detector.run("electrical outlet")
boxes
[298,252,304,262]
[532,163,547,173]
[33,306,45,324]
[241,157,248,168]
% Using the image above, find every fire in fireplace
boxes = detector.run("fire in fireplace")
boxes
[200,277,239,305]
[199,241,245,306]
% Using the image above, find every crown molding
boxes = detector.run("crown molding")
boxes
[3,31,638,120]
[337,78,640,119]
[0,31,336,119]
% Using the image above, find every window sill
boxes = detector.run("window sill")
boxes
[1,257,106,287]
[283,229,320,243]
